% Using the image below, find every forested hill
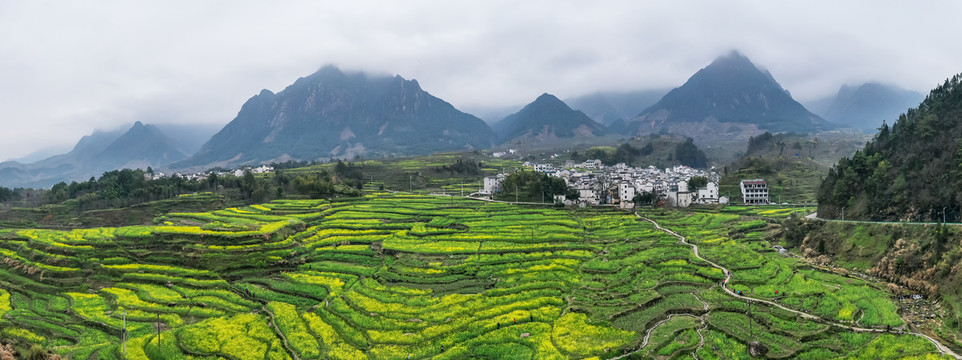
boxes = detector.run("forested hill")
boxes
[818,73,962,221]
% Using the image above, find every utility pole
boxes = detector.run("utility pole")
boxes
[842,207,845,221]
[122,311,127,358]
[944,206,948,224]
[515,185,519,204]
[749,288,754,341]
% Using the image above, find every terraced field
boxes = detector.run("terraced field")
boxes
[0,194,951,359]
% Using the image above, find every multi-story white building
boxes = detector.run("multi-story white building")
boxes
[578,188,601,205]
[740,179,769,205]
[695,182,719,204]
[582,160,602,170]
[481,175,504,195]
[619,182,636,209]
[668,182,693,207]
[533,163,554,173]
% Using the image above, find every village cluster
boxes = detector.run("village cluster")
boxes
[146,165,275,181]
[144,158,771,209]
[481,159,770,208]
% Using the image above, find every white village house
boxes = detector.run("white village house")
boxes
[667,182,693,207]
[480,175,505,196]
[695,182,720,204]
[618,182,636,209]
[740,179,769,205]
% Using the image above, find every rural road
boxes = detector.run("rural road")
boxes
[640,214,962,359]
[808,212,962,227]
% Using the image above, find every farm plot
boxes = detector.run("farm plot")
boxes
[643,209,906,328]
[0,195,948,359]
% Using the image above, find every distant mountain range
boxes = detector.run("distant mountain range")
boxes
[95,122,189,171]
[461,88,668,127]
[1,53,930,189]
[0,122,192,188]
[154,123,225,155]
[494,93,608,144]
[805,83,924,131]
[459,104,524,125]
[615,51,835,142]
[173,66,494,170]
[565,89,668,125]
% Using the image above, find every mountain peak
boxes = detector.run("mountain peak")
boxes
[536,92,559,100]
[298,65,349,85]
[174,68,494,169]
[628,51,833,138]
[95,122,188,170]
[532,93,567,106]
[494,93,606,142]
[715,49,748,61]
[823,81,924,130]
[314,65,344,77]
[706,50,761,74]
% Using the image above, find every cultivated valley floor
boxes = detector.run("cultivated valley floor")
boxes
[0,194,952,359]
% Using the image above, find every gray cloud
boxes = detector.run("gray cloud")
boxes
[1,0,960,160]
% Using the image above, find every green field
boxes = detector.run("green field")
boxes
[0,194,950,359]
[717,131,872,205]
[278,152,523,195]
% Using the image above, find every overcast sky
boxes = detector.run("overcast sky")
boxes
[1,0,960,160]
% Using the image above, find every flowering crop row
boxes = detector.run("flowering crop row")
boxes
[178,313,289,360]
[0,288,10,318]
[102,263,214,277]
[267,301,320,359]
[0,193,931,358]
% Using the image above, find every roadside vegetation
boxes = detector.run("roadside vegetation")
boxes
[784,215,962,350]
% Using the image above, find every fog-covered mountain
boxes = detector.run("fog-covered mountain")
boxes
[620,51,834,142]
[174,66,495,170]
[811,82,924,131]
[0,122,189,188]
[494,93,608,144]
[565,89,668,125]
[155,123,225,155]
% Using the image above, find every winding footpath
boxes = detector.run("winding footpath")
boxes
[639,214,961,359]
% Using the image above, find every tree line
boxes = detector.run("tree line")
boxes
[495,170,577,203]
[818,73,962,221]
[0,160,374,210]
[569,138,708,169]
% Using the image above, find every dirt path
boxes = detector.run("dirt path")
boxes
[640,214,961,359]
[263,305,302,360]
[693,323,707,359]
[611,313,704,360]
[640,314,672,348]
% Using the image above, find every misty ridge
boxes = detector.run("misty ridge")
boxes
[0,51,935,189]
